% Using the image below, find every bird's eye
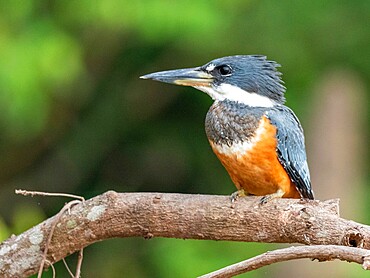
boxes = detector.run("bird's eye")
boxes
[217,65,232,76]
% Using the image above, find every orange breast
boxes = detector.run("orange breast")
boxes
[209,116,300,198]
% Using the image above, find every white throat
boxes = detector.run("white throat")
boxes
[194,83,275,108]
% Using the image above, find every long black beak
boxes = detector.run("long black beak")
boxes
[140,67,213,87]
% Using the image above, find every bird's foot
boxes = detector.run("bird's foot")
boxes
[230,189,247,203]
[259,189,285,205]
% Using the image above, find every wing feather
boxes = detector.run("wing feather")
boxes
[266,106,314,199]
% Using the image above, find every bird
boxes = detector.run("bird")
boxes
[141,55,314,204]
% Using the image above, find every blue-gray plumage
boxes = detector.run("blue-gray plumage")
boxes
[266,106,314,199]
[200,55,286,104]
[141,55,315,202]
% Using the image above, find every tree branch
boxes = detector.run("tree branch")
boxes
[1,191,369,277]
[199,245,370,278]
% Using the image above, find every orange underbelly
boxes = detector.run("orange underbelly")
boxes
[209,117,300,199]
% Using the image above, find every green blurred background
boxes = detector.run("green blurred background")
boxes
[0,1,369,277]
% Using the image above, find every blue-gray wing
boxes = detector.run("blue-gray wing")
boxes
[266,106,314,199]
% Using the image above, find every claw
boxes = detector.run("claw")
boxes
[230,189,247,202]
[259,189,285,205]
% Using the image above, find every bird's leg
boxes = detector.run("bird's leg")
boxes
[259,189,285,205]
[230,188,249,202]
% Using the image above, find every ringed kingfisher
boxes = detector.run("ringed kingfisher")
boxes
[141,55,314,204]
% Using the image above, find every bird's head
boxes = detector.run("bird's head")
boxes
[141,55,286,107]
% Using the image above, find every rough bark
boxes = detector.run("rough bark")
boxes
[1,191,369,277]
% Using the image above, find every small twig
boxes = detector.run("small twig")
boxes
[199,245,370,278]
[15,189,85,201]
[62,258,75,278]
[75,249,84,278]
[37,200,82,278]
[16,189,85,278]
[61,249,84,278]
[49,262,56,278]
